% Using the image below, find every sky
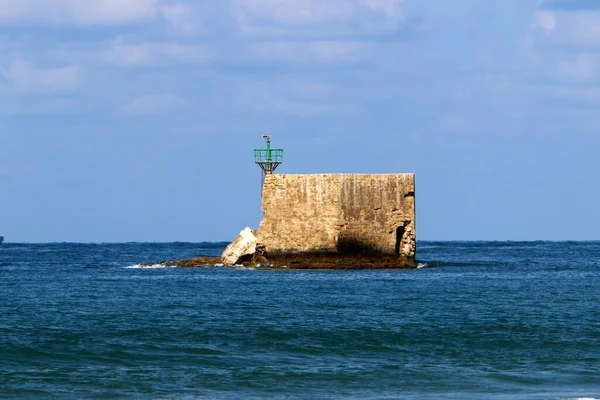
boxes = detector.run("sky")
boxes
[0,0,599,242]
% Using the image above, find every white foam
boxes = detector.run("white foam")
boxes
[551,398,600,400]
[125,263,175,269]
[233,265,256,270]
[416,262,428,269]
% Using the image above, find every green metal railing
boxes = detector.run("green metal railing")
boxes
[254,134,283,175]
[254,148,284,164]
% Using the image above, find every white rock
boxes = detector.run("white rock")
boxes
[221,227,258,266]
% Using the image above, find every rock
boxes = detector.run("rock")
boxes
[264,253,416,269]
[221,227,258,266]
[139,257,221,268]
[168,257,222,268]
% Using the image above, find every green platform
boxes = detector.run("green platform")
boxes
[254,135,283,175]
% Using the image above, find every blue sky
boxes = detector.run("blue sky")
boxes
[0,0,598,242]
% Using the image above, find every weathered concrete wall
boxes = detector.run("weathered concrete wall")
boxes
[257,174,415,257]
[258,174,341,254]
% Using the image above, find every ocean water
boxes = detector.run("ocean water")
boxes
[1,241,599,400]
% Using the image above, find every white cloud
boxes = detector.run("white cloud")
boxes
[240,77,360,117]
[1,60,81,91]
[235,0,405,37]
[363,0,403,18]
[161,3,204,35]
[556,52,599,81]
[0,0,158,25]
[528,9,600,82]
[247,40,368,64]
[105,38,210,68]
[531,10,555,32]
[546,85,600,104]
[236,0,353,25]
[121,94,187,116]
[532,10,600,47]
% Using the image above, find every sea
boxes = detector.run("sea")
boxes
[1,241,599,400]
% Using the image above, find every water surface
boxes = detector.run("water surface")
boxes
[1,241,599,399]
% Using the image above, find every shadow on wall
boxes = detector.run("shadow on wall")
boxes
[337,237,394,256]
[338,224,409,257]
[395,226,406,256]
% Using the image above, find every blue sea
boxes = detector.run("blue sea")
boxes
[1,241,599,399]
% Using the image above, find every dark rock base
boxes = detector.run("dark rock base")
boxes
[262,253,416,270]
[145,253,416,270]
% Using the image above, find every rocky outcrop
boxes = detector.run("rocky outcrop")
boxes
[167,257,221,267]
[259,253,415,269]
[221,227,258,266]
[139,173,417,270]
[139,257,221,268]
[141,252,415,269]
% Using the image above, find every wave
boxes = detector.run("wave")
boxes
[550,398,600,400]
[416,262,428,269]
[125,263,175,269]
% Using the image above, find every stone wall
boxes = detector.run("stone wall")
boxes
[257,174,416,257]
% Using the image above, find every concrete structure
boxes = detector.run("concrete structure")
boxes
[257,174,416,258]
